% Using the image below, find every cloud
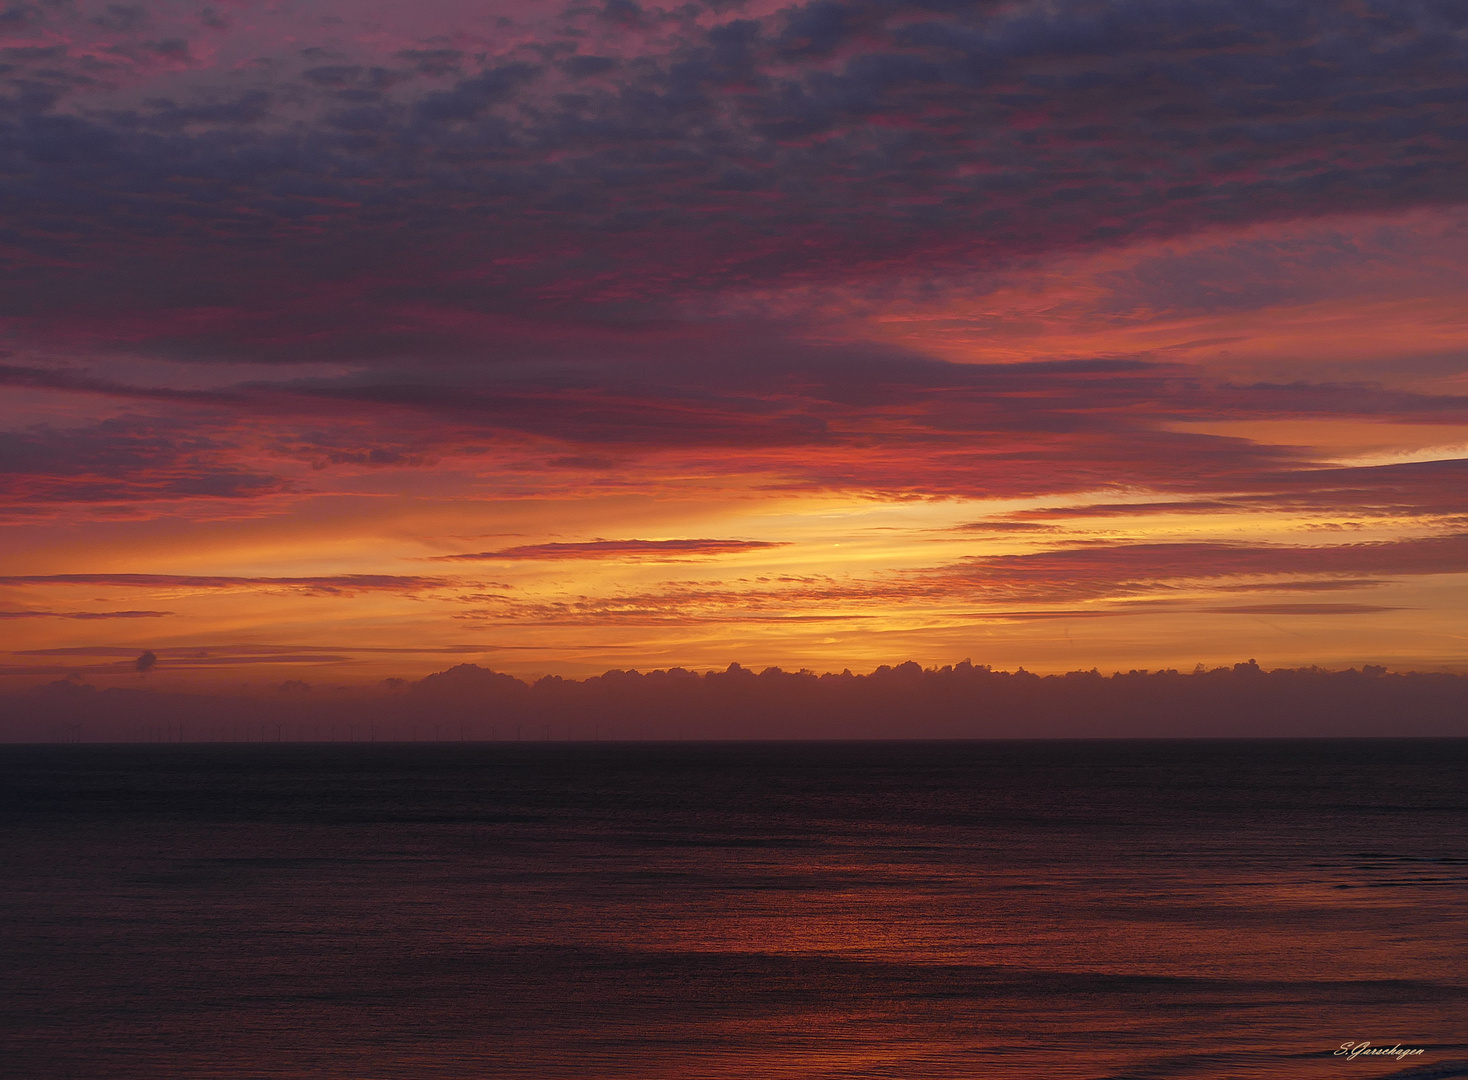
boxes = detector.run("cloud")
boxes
[0,415,288,504]
[0,642,530,677]
[5,342,1468,516]
[3,0,1468,343]
[1197,604,1402,616]
[989,457,1468,523]
[441,533,1468,625]
[994,500,1254,520]
[954,521,1060,533]
[0,574,446,595]
[2,0,1467,670]
[1209,579,1388,593]
[935,533,1468,601]
[433,538,787,561]
[0,609,172,619]
[0,364,233,404]
[0,653,358,676]
[6,659,1468,740]
[13,644,510,656]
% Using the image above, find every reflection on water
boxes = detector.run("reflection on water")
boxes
[2,740,1465,1079]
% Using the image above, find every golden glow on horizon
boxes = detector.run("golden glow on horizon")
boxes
[6,480,1468,687]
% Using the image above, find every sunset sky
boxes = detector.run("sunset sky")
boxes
[4,0,1468,690]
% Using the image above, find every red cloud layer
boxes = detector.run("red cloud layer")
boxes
[5,357,1467,510]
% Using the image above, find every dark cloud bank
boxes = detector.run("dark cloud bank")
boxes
[6,0,1468,340]
[7,0,1468,513]
[4,660,1464,741]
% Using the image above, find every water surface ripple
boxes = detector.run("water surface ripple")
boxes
[2,740,1465,1079]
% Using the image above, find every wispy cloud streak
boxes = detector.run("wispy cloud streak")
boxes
[434,539,787,561]
[0,575,445,595]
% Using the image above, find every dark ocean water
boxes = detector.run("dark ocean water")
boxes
[2,740,1465,1080]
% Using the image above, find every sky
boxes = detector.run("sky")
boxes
[3,0,1468,691]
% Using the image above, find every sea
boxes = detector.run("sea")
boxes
[2,740,1465,1080]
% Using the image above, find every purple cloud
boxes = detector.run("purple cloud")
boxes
[1,0,1466,345]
